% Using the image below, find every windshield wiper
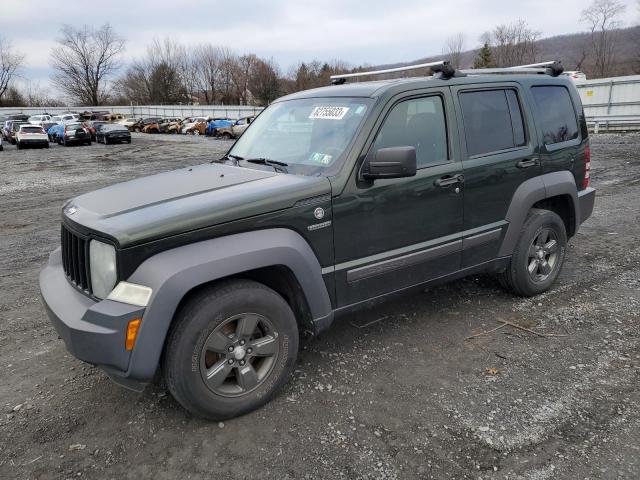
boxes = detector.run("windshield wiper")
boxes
[213,153,243,165]
[244,157,288,173]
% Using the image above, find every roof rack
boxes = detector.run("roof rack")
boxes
[329,60,563,84]
[329,60,456,85]
[460,61,564,78]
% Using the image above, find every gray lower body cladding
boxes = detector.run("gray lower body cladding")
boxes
[40,249,145,384]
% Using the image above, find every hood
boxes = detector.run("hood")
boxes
[64,163,331,247]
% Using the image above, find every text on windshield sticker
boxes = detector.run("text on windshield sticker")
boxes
[309,106,349,120]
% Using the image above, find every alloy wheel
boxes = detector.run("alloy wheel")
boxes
[527,228,559,282]
[199,313,279,397]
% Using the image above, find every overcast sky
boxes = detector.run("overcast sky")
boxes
[1,0,638,91]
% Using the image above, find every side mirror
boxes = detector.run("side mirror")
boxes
[362,146,417,180]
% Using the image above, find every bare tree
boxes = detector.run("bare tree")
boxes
[581,0,626,78]
[487,20,540,67]
[0,36,24,104]
[443,33,465,68]
[50,24,125,105]
[249,57,281,105]
[192,44,224,104]
[119,38,190,104]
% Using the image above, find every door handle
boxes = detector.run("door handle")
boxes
[516,158,539,169]
[434,174,464,187]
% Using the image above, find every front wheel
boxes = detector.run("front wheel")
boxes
[163,279,299,420]
[499,208,567,297]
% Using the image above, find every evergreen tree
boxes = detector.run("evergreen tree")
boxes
[473,43,495,68]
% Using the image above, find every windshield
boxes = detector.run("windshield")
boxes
[229,97,371,176]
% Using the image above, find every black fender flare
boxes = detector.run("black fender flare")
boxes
[124,228,332,381]
[498,171,579,257]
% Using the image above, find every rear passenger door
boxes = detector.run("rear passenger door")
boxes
[451,83,541,267]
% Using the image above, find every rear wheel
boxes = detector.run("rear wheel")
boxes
[499,208,567,296]
[16,142,21,150]
[164,279,299,420]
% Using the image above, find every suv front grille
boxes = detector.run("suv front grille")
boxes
[61,225,91,293]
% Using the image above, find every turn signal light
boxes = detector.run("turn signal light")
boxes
[125,318,142,351]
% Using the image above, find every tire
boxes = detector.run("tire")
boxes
[45,143,49,149]
[126,139,131,144]
[163,279,299,420]
[16,142,21,150]
[222,132,232,140]
[104,138,109,145]
[499,208,567,297]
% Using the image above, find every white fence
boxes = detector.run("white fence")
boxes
[0,104,263,120]
[575,75,640,131]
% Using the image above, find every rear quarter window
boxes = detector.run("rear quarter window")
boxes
[531,86,579,145]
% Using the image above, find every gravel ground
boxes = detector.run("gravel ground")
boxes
[0,133,638,480]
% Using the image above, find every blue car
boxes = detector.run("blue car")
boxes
[206,119,233,136]
[47,124,65,143]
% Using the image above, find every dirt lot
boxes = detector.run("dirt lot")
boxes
[0,133,639,480]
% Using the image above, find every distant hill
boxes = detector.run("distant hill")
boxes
[375,26,640,79]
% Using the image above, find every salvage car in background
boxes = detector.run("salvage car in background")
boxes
[27,114,52,126]
[15,124,49,149]
[231,116,255,138]
[129,117,163,133]
[206,118,234,137]
[181,116,209,135]
[96,124,132,144]
[84,120,108,141]
[7,121,29,144]
[118,117,141,129]
[60,122,91,146]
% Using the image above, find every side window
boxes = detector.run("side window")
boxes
[531,86,579,145]
[459,89,526,157]
[372,96,448,168]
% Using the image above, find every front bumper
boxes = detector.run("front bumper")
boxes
[578,187,596,224]
[40,248,147,388]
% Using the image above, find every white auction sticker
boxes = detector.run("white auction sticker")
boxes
[309,106,349,120]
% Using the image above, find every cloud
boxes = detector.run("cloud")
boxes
[1,0,624,88]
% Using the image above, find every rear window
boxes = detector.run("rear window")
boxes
[531,86,579,145]
[460,89,527,157]
[21,126,43,133]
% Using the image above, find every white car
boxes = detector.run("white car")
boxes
[15,124,49,149]
[231,116,255,138]
[181,117,208,134]
[27,114,52,125]
[118,117,140,128]
[561,71,587,82]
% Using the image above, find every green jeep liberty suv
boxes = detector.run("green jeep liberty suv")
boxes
[40,61,595,420]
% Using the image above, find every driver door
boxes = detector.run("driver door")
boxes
[331,89,465,307]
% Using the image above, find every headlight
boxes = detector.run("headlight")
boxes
[89,240,117,299]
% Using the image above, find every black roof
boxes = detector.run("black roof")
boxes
[279,74,572,101]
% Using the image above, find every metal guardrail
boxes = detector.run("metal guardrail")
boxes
[586,115,640,133]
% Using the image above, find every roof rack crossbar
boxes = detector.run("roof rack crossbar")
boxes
[330,60,451,84]
[460,60,564,77]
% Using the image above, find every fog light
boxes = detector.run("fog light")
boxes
[107,282,152,307]
[125,318,142,351]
